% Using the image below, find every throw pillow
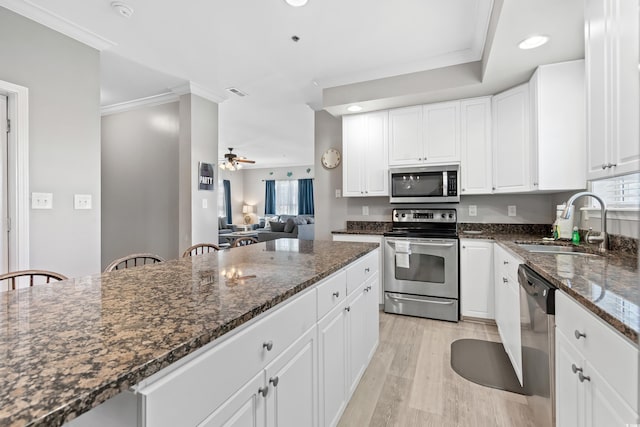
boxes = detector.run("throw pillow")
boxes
[270,221,286,232]
[285,216,307,233]
[306,217,315,224]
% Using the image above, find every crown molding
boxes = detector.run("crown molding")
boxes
[101,92,179,116]
[170,82,227,104]
[0,0,116,51]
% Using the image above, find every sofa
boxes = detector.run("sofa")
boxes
[256,215,315,242]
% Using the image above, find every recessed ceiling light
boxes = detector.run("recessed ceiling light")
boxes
[111,1,134,18]
[347,105,363,112]
[518,35,550,50]
[285,0,308,6]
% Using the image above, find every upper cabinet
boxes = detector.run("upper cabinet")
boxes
[585,0,640,179]
[492,84,532,193]
[460,97,492,195]
[342,111,389,197]
[530,60,586,191]
[388,101,460,166]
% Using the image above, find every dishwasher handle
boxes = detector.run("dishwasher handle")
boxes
[518,264,556,315]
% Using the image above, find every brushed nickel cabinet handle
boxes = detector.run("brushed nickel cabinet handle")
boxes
[365,267,370,273]
[572,364,583,374]
[263,341,274,351]
[269,376,279,387]
[345,306,351,312]
[574,330,586,340]
[610,163,617,168]
[332,291,340,298]
[578,372,591,382]
[503,260,509,264]
[502,277,508,283]
[602,164,608,170]
[258,386,269,397]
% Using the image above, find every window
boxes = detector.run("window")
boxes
[591,173,640,209]
[275,180,298,215]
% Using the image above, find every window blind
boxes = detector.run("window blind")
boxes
[591,172,640,208]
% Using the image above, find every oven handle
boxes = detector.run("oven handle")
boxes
[387,295,455,305]
[389,241,456,248]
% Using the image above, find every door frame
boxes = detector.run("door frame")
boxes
[0,79,29,272]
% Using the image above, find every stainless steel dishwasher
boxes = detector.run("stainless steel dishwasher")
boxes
[518,264,556,427]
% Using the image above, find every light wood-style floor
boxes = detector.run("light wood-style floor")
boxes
[338,312,536,427]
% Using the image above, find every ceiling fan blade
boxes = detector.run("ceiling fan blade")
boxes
[236,159,255,164]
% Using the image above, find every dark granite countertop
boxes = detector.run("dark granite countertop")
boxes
[332,229,387,235]
[460,232,639,343]
[0,239,379,427]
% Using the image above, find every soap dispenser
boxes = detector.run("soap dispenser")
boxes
[571,226,580,245]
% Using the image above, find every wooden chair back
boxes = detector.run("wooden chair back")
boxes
[104,253,165,272]
[0,269,68,290]
[182,243,221,258]
[231,237,259,248]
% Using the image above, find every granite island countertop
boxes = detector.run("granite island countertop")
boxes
[461,232,639,343]
[0,239,379,427]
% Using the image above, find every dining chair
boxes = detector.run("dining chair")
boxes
[231,237,259,248]
[104,253,165,272]
[0,269,68,290]
[182,243,221,257]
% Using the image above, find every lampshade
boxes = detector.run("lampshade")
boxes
[242,205,253,214]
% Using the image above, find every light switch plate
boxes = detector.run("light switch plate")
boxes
[202,199,208,209]
[508,205,517,217]
[335,189,341,198]
[32,192,53,209]
[74,194,92,210]
[362,206,369,216]
[469,205,477,217]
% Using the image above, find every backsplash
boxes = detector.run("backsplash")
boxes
[345,221,392,232]
[578,229,639,256]
[458,223,551,236]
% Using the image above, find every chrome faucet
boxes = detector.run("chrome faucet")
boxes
[561,191,608,252]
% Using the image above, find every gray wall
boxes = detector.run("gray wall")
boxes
[101,102,179,267]
[243,166,315,217]
[0,8,101,277]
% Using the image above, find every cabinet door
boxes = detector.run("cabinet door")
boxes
[423,101,460,163]
[556,330,584,427]
[317,303,348,427]
[363,273,380,363]
[492,84,532,193]
[388,106,423,166]
[346,283,368,398]
[198,371,266,427]
[460,240,494,319]
[363,111,389,196]
[265,326,317,427]
[504,275,522,385]
[460,98,492,194]
[342,115,365,197]
[586,359,640,427]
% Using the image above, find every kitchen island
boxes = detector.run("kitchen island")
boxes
[0,239,380,426]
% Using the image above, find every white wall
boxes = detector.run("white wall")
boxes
[0,8,101,277]
[101,102,179,267]
[243,165,315,216]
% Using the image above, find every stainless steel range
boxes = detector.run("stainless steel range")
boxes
[383,208,459,322]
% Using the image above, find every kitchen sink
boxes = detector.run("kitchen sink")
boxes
[516,244,599,257]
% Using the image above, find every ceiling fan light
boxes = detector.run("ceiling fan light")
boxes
[518,35,549,50]
[284,0,308,7]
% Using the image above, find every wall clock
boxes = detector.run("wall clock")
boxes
[321,148,341,169]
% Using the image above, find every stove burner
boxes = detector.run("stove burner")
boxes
[389,208,458,238]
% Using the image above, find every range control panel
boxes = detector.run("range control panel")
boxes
[392,208,457,223]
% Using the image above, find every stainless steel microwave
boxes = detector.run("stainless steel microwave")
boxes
[389,165,460,203]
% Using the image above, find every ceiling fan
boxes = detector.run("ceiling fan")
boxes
[219,147,255,170]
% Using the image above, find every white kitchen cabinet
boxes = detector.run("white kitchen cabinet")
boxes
[265,326,318,427]
[529,60,586,191]
[388,101,460,166]
[492,84,531,193]
[585,0,640,179]
[459,239,494,319]
[199,372,266,427]
[342,111,389,197]
[493,244,523,385]
[346,280,368,398]
[332,234,383,304]
[555,291,639,426]
[460,97,492,195]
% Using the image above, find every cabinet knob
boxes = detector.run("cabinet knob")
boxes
[332,291,340,298]
[502,277,508,283]
[492,186,496,190]
[269,376,279,387]
[258,386,269,397]
[367,285,372,291]
[263,340,274,351]
[578,372,591,383]
[602,164,607,169]
[610,163,617,168]
[503,260,509,265]
[574,330,586,340]
[345,306,351,312]
[533,182,538,186]
[418,158,422,161]
[364,287,369,293]
[365,267,370,273]
[571,363,583,374]
[461,188,465,192]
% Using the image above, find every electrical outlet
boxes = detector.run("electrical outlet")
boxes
[74,194,92,210]
[335,189,341,198]
[508,205,517,217]
[469,205,477,217]
[202,199,208,209]
[32,192,53,209]
[362,206,369,216]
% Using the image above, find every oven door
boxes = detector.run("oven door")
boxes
[384,237,458,299]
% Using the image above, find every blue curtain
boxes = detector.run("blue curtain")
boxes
[265,180,276,215]
[223,179,232,224]
[298,179,314,215]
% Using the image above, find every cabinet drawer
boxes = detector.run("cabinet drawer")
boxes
[346,251,378,295]
[556,291,638,409]
[138,289,317,427]
[317,270,347,320]
[495,245,522,280]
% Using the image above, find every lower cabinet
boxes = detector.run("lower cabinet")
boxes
[555,291,639,426]
[199,371,266,427]
[459,239,494,319]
